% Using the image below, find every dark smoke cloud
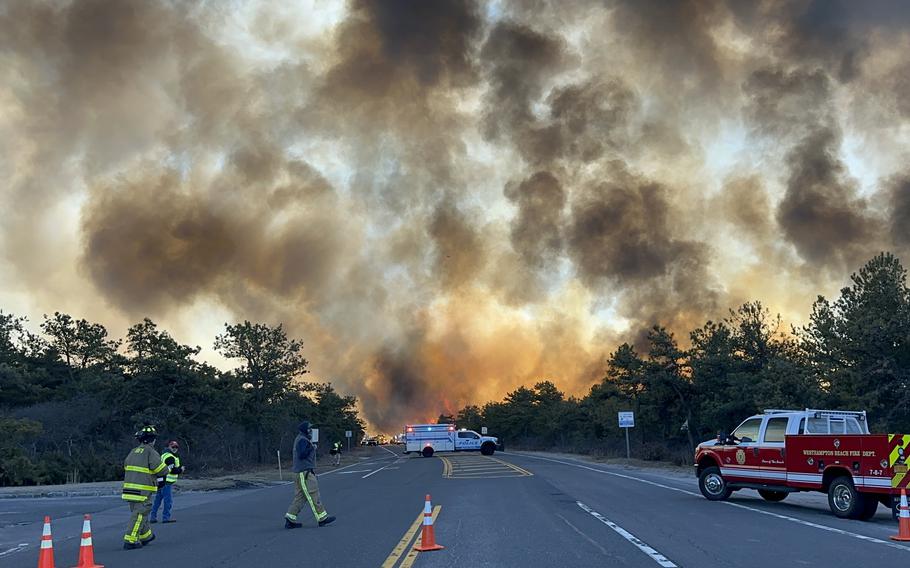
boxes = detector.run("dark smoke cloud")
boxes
[428,199,487,291]
[777,127,877,269]
[504,171,565,270]
[3,0,910,432]
[81,156,346,315]
[567,164,694,284]
[480,21,567,164]
[887,176,910,250]
[608,0,726,92]
[716,176,773,239]
[743,67,833,138]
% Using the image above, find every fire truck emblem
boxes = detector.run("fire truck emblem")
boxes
[833,438,840,449]
[735,449,746,465]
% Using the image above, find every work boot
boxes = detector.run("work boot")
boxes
[285,518,302,529]
[318,516,336,527]
[123,542,142,550]
[140,534,155,546]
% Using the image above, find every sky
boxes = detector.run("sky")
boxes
[2,0,910,431]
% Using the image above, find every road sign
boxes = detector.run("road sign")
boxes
[618,411,635,428]
[481,426,488,435]
[618,412,634,459]
[345,430,352,438]
[310,428,319,443]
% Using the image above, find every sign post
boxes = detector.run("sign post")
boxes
[311,428,319,462]
[277,449,282,481]
[345,430,352,452]
[618,411,635,459]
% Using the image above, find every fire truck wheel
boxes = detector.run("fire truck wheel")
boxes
[828,476,863,519]
[856,495,880,521]
[757,490,787,502]
[422,447,434,458]
[698,466,732,501]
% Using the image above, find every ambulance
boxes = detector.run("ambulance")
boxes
[403,424,502,457]
[694,408,908,520]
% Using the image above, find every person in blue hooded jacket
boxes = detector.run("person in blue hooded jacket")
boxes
[285,421,336,528]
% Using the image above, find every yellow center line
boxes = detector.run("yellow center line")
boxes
[491,456,534,476]
[381,511,424,568]
[399,506,442,568]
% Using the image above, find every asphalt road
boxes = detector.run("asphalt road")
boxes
[2,446,909,567]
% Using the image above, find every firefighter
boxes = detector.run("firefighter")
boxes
[285,421,336,529]
[151,439,184,524]
[330,440,342,466]
[122,426,169,550]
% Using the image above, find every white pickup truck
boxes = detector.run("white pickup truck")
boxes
[404,424,503,457]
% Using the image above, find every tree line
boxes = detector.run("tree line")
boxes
[0,317,364,486]
[445,253,910,464]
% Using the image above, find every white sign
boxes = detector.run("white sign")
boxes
[345,430,352,438]
[481,426,488,435]
[310,428,319,443]
[618,412,635,428]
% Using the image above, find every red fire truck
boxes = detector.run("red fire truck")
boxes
[694,409,908,520]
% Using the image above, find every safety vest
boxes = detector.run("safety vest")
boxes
[162,452,181,484]
[333,442,341,452]
[122,444,167,502]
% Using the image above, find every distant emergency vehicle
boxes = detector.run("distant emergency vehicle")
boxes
[404,424,502,457]
[694,408,908,520]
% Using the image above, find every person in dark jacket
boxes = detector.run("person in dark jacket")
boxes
[285,421,335,528]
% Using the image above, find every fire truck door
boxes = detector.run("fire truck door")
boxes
[723,417,764,482]
[757,416,788,482]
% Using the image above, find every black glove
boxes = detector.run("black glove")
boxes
[156,477,166,489]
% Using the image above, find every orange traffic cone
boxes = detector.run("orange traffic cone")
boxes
[413,494,444,552]
[37,516,54,568]
[72,514,103,568]
[892,489,910,542]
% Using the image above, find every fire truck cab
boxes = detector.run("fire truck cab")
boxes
[695,409,907,520]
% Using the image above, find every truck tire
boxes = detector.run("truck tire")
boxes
[856,494,880,521]
[698,466,732,501]
[828,476,868,519]
[422,447,434,458]
[480,442,495,456]
[758,489,788,502]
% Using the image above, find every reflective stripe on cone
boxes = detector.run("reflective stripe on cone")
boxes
[38,516,55,568]
[72,514,103,568]
[413,495,444,552]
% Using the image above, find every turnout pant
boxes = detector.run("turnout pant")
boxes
[124,499,153,544]
[151,483,173,521]
[286,471,328,523]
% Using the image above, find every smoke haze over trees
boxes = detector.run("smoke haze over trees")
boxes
[0,318,363,486]
[2,1,910,431]
[449,253,910,462]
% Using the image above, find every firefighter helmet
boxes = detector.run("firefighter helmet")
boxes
[135,425,157,443]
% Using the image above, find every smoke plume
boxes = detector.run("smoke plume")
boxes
[2,0,910,431]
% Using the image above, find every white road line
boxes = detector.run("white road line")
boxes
[0,544,29,558]
[363,459,403,479]
[323,457,396,476]
[509,452,910,553]
[337,470,373,474]
[378,445,401,457]
[577,501,677,567]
